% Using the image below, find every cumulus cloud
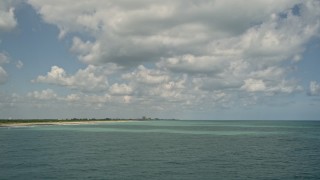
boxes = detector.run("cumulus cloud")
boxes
[27,89,58,100]
[308,81,320,96]
[65,93,81,102]
[0,0,17,32]
[32,65,109,91]
[123,65,169,85]
[241,79,267,92]
[28,0,316,66]
[25,0,320,111]
[109,83,133,95]
[28,1,320,71]
[122,65,187,100]
[158,54,227,74]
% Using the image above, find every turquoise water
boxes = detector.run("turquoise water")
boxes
[1,120,320,179]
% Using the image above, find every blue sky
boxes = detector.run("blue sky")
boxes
[0,0,320,120]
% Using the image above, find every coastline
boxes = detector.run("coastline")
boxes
[0,120,129,127]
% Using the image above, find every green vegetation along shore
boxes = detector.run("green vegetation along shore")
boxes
[0,119,122,123]
[0,118,141,127]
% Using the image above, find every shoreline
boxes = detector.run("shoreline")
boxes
[0,120,130,127]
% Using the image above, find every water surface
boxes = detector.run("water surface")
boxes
[1,120,320,179]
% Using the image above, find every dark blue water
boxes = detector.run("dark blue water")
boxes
[1,120,320,179]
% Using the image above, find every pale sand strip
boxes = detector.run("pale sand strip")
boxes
[0,120,129,127]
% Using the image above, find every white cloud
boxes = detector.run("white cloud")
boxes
[28,0,313,66]
[0,52,10,64]
[149,79,186,100]
[121,65,188,102]
[249,66,285,81]
[27,0,320,72]
[309,81,320,96]
[0,0,17,32]
[123,65,169,85]
[33,65,109,91]
[123,95,132,104]
[109,83,133,96]
[27,89,58,100]
[16,60,23,69]
[193,77,242,91]
[70,36,103,64]
[34,66,67,83]
[65,93,80,102]
[266,80,303,95]
[27,90,112,107]
[23,0,320,114]
[241,79,267,92]
[64,93,111,106]
[158,54,227,74]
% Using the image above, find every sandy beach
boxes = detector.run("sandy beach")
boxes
[0,120,129,127]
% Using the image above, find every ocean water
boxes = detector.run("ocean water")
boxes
[1,120,320,180]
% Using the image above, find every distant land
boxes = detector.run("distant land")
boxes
[0,117,178,127]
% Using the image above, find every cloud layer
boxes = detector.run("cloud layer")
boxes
[28,0,319,65]
[2,0,320,118]
[28,0,320,109]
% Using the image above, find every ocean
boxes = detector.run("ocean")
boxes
[1,120,320,179]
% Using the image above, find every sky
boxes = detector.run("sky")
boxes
[0,0,320,120]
